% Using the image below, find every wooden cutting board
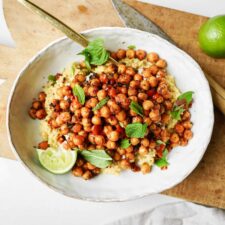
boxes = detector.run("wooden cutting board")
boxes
[0,0,225,208]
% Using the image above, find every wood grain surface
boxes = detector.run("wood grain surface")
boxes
[0,0,225,208]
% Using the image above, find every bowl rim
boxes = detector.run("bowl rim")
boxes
[6,26,214,202]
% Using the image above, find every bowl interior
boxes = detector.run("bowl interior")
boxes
[8,27,214,201]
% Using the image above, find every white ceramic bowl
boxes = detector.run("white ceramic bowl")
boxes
[7,27,214,201]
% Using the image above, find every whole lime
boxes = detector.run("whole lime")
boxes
[198,15,225,58]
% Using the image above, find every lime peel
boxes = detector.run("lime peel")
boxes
[37,148,77,174]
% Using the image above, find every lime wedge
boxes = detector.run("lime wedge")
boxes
[37,148,77,174]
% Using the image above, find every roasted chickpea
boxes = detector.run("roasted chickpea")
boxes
[134,73,143,81]
[73,135,85,146]
[59,112,71,123]
[38,92,46,102]
[70,98,82,111]
[72,124,82,133]
[72,167,83,177]
[125,67,136,76]
[86,162,96,170]
[38,141,49,150]
[75,74,86,82]
[141,138,150,147]
[105,64,116,74]
[82,171,92,180]
[97,90,107,101]
[120,159,131,169]
[29,108,37,119]
[82,118,91,127]
[100,105,111,118]
[143,100,154,110]
[164,100,173,110]
[107,116,118,126]
[110,52,118,60]
[149,65,159,75]
[116,110,126,122]
[85,98,98,109]
[140,80,150,90]
[36,109,46,119]
[78,130,88,138]
[138,93,148,101]
[182,121,192,129]
[106,140,117,149]
[182,111,191,120]
[128,87,138,96]
[184,130,193,140]
[129,96,138,102]
[130,137,140,146]
[90,78,101,86]
[95,135,105,146]
[118,74,132,84]
[108,87,117,97]
[132,116,143,123]
[107,100,121,114]
[170,133,180,143]
[108,131,120,142]
[138,145,148,156]
[126,152,135,162]
[141,163,151,174]
[125,146,134,153]
[156,59,167,68]
[161,129,170,142]
[143,117,152,125]
[114,152,121,161]
[147,52,159,63]
[81,107,91,118]
[91,116,102,125]
[117,63,126,74]
[136,49,146,60]
[129,80,140,88]
[149,109,161,122]
[88,86,98,97]
[148,76,158,87]
[83,125,92,132]
[175,123,184,134]
[142,68,151,78]
[88,134,95,144]
[32,101,42,110]
[116,49,126,59]
[103,125,113,135]
[161,113,171,124]
[60,124,69,135]
[149,140,156,149]
[117,147,126,155]
[126,49,135,59]
[62,86,72,96]
[59,100,70,110]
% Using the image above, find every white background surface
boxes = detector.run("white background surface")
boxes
[139,0,225,17]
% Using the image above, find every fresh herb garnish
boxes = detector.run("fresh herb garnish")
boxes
[171,106,185,121]
[92,97,109,111]
[156,140,166,145]
[171,91,194,121]
[128,45,136,49]
[48,74,56,83]
[78,38,109,69]
[120,139,131,149]
[155,149,169,168]
[129,101,143,117]
[178,91,194,105]
[80,150,112,168]
[72,84,85,105]
[125,123,147,138]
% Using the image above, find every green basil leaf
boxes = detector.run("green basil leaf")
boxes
[120,139,131,149]
[155,149,169,168]
[156,140,166,145]
[78,38,109,67]
[80,150,112,168]
[48,74,56,83]
[128,45,136,49]
[171,106,185,121]
[177,91,194,105]
[92,97,109,111]
[78,50,91,70]
[125,123,147,138]
[72,84,85,105]
[129,101,143,117]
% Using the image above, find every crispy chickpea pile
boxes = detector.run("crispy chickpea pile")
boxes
[29,49,193,180]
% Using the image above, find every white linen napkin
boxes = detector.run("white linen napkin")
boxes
[105,201,225,225]
[139,0,225,17]
[0,0,15,47]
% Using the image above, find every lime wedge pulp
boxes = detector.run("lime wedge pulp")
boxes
[37,148,77,174]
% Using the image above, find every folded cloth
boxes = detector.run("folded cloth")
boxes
[105,201,225,225]
[0,0,15,47]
